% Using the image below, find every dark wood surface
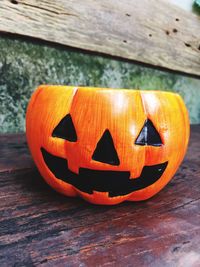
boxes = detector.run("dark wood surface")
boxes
[0,126,200,266]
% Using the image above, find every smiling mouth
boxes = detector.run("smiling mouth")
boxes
[41,148,168,197]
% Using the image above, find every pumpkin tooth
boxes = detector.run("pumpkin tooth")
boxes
[41,147,168,197]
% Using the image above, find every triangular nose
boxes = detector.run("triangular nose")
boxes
[92,130,120,166]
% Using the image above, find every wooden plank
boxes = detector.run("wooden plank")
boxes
[0,0,200,77]
[0,126,200,266]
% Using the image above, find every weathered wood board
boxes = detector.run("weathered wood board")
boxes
[0,134,34,172]
[0,126,200,266]
[0,0,200,77]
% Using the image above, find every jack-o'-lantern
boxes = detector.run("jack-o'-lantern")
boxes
[26,86,189,205]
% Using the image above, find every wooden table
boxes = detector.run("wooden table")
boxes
[0,126,200,266]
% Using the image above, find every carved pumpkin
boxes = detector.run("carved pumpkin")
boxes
[26,86,189,205]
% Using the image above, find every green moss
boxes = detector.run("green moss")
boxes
[0,36,200,133]
[193,2,200,15]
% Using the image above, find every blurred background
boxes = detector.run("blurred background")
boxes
[0,0,200,133]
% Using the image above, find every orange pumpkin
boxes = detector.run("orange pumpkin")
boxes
[26,85,190,205]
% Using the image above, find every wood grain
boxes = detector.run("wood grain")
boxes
[0,125,200,266]
[0,133,34,173]
[0,0,200,77]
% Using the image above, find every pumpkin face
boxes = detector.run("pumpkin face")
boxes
[26,86,189,205]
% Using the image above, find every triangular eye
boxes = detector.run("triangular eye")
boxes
[52,114,77,142]
[92,130,120,166]
[135,119,162,146]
